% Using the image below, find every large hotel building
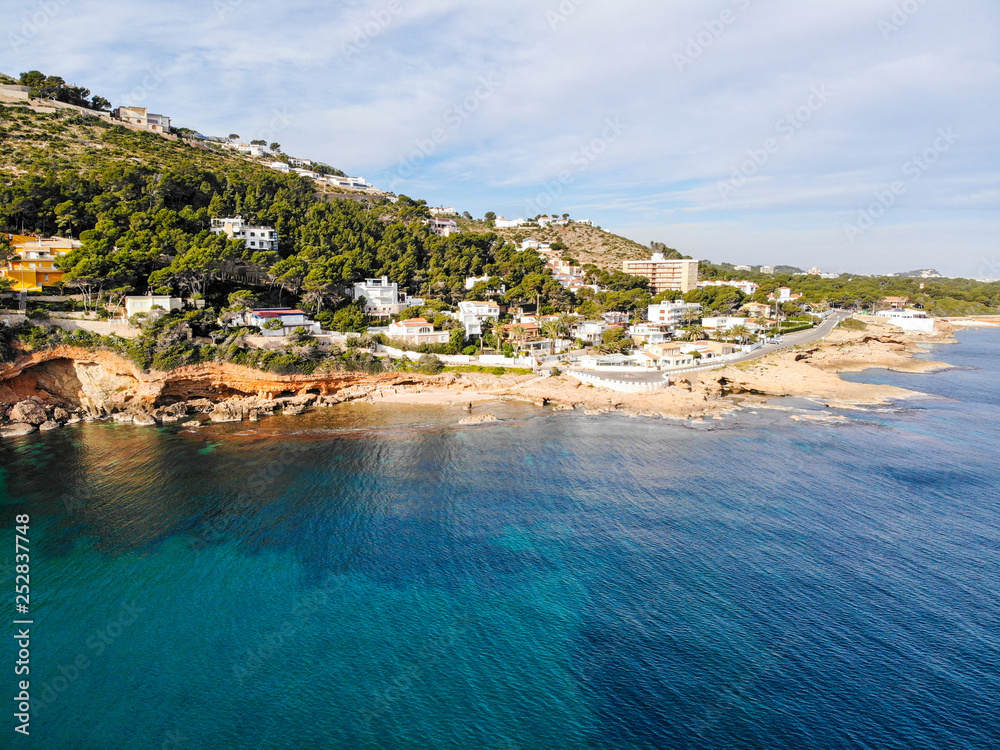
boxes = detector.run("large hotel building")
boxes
[622,253,699,294]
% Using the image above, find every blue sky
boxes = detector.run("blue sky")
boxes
[3,0,998,277]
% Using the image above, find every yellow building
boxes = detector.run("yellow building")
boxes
[1,234,81,292]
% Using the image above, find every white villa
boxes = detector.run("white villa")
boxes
[387,318,450,345]
[464,276,506,294]
[457,300,501,337]
[768,287,803,303]
[698,279,760,296]
[210,217,278,252]
[701,316,754,332]
[520,239,552,252]
[428,218,459,237]
[494,217,528,228]
[353,277,424,317]
[574,320,610,343]
[124,296,185,319]
[647,302,702,329]
[237,308,322,337]
[628,323,671,345]
[115,106,171,133]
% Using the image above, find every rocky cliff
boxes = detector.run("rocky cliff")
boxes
[0,346,426,436]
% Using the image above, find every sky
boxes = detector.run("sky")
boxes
[3,0,998,278]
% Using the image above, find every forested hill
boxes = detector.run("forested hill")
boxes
[0,97,589,317]
[2,91,999,322]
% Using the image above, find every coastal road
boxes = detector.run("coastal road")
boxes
[563,310,852,386]
[719,309,852,368]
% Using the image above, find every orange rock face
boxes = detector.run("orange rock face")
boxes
[0,346,423,412]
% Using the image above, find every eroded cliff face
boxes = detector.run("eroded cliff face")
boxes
[0,346,422,417]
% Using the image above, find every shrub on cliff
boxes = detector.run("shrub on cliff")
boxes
[418,354,444,374]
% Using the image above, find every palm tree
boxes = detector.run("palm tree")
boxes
[509,325,527,356]
[683,326,707,342]
[490,319,506,351]
[540,321,560,356]
[682,307,702,326]
[728,324,751,346]
[556,312,575,339]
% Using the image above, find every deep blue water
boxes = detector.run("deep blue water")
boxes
[2,328,999,749]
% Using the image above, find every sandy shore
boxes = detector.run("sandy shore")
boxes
[360,316,980,421]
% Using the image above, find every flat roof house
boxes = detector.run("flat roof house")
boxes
[237,308,322,337]
[115,106,171,133]
[211,217,278,252]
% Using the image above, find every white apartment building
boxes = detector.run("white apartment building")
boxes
[457,300,501,337]
[353,276,423,317]
[647,302,702,329]
[211,217,278,251]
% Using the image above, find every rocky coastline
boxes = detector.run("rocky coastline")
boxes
[0,317,988,437]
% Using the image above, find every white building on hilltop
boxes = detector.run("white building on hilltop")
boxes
[428,218,459,237]
[520,238,552,252]
[353,276,423,317]
[494,216,528,228]
[210,217,278,251]
[115,106,171,133]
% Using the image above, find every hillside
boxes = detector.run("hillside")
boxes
[2,78,998,327]
[457,217,649,270]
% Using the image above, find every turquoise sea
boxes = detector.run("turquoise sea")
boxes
[2,327,999,749]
